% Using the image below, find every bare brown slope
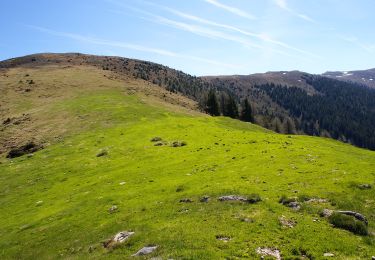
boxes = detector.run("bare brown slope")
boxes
[0,62,200,155]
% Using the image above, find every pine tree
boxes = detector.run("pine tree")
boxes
[205,89,220,116]
[240,99,254,123]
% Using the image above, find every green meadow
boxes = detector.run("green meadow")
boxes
[0,88,374,259]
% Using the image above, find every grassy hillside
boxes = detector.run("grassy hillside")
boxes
[0,64,374,259]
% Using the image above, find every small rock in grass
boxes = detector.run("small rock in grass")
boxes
[279,215,296,228]
[240,217,254,223]
[200,196,210,203]
[336,210,368,225]
[288,201,301,211]
[321,209,334,218]
[151,137,162,142]
[132,245,158,256]
[219,195,248,202]
[358,184,372,190]
[216,235,231,242]
[36,200,43,206]
[179,198,193,203]
[171,141,187,147]
[109,205,118,213]
[154,141,164,146]
[372,256,375,260]
[323,252,334,257]
[119,182,126,185]
[102,231,134,248]
[96,150,108,157]
[218,194,261,204]
[256,247,281,260]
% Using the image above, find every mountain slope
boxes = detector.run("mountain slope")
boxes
[323,68,375,89]
[0,55,374,259]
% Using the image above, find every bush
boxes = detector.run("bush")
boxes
[328,213,368,235]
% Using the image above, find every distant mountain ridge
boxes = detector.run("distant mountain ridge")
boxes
[322,68,375,89]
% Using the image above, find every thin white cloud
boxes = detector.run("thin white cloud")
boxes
[110,7,312,59]
[273,0,315,23]
[152,4,318,58]
[26,25,241,69]
[204,0,256,20]
[340,35,375,53]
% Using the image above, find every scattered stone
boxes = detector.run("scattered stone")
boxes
[132,245,158,256]
[288,201,301,211]
[306,198,329,203]
[218,194,261,204]
[337,210,368,225]
[151,137,162,142]
[216,235,231,242]
[96,149,108,157]
[102,231,134,248]
[240,217,254,223]
[358,184,372,190]
[179,198,193,203]
[154,142,164,146]
[321,209,334,218]
[321,209,367,225]
[200,196,210,203]
[119,182,126,185]
[36,200,43,206]
[323,253,334,257]
[279,215,297,228]
[109,205,118,213]
[7,142,43,158]
[218,195,248,202]
[256,247,281,260]
[171,141,187,147]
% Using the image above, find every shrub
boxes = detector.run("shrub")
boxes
[328,213,368,235]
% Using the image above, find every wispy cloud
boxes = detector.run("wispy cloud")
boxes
[273,0,315,23]
[26,25,241,69]
[340,35,375,53]
[149,4,318,58]
[204,0,256,20]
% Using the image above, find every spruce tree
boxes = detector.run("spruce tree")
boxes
[205,89,220,116]
[240,99,254,123]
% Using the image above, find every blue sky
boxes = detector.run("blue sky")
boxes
[1,0,374,76]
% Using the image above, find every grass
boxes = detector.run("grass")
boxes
[0,66,375,259]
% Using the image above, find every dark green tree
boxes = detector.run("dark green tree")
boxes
[223,94,239,118]
[240,99,254,123]
[205,89,220,116]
